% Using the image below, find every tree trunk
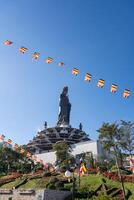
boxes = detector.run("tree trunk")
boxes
[114,146,126,200]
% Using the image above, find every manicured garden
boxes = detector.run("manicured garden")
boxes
[0,173,134,200]
[0,121,134,200]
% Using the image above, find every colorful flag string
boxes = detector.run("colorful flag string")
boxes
[3,39,131,99]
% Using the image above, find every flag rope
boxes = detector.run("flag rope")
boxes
[3,40,132,99]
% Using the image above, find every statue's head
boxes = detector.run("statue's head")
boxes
[62,86,68,95]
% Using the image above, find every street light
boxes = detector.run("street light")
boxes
[65,169,75,200]
[65,170,72,178]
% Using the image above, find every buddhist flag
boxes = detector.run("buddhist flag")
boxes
[20,148,25,154]
[80,163,87,175]
[26,152,31,158]
[129,158,134,168]
[40,159,43,164]
[44,163,49,169]
[7,139,12,145]
[58,62,65,67]
[14,143,19,150]
[45,57,53,64]
[0,134,5,141]
[72,68,79,76]
[4,40,13,46]
[97,79,105,88]
[32,52,40,60]
[19,47,28,54]
[82,163,87,173]
[32,155,37,161]
[111,84,117,93]
[129,158,134,173]
[123,89,130,98]
[85,73,92,82]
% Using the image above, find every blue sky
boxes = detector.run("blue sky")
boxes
[0,0,134,144]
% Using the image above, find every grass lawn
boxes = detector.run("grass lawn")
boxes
[0,174,134,199]
[0,177,50,189]
[79,174,134,200]
[0,178,23,189]
[19,177,50,189]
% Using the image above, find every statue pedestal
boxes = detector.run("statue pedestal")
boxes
[57,124,71,128]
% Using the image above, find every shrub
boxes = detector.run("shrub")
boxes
[55,181,64,189]
[75,186,94,198]
[101,178,106,184]
[92,195,119,200]
[42,171,51,177]
[46,183,56,189]
[0,172,6,178]
[103,171,134,183]
[60,165,67,173]
[88,168,97,174]
[64,183,72,191]
[111,165,118,171]
[78,185,90,193]
[49,177,59,184]
[120,169,132,175]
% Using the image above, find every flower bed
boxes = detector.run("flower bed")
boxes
[27,170,44,180]
[0,172,22,186]
[88,168,97,174]
[103,172,134,183]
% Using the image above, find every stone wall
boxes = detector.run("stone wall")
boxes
[0,189,44,200]
[0,189,72,200]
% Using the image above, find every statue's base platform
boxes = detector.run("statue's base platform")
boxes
[26,125,90,154]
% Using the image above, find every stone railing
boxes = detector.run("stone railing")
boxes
[0,189,44,200]
[0,189,72,200]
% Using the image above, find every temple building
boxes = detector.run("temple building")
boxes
[26,87,104,163]
[26,87,90,153]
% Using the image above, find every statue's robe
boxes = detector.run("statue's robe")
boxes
[57,93,71,125]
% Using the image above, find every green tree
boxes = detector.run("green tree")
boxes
[53,141,72,165]
[0,147,22,173]
[0,146,36,174]
[97,122,125,167]
[97,122,126,200]
[119,120,134,159]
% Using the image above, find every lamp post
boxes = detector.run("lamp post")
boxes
[71,166,76,200]
[65,169,75,200]
[104,159,109,171]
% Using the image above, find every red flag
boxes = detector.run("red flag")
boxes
[20,148,25,154]
[14,143,19,150]
[4,40,13,45]
[58,62,65,66]
[45,57,53,64]
[0,134,5,141]
[7,139,12,145]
